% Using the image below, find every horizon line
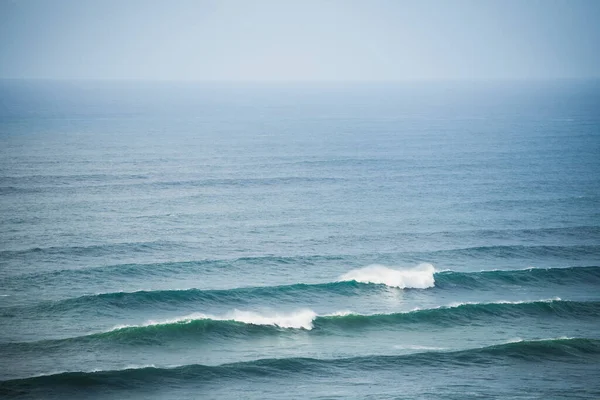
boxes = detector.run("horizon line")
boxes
[1,77,600,84]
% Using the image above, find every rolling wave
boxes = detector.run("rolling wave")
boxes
[2,338,598,393]
[4,266,599,314]
[433,244,600,260]
[2,242,598,276]
[434,265,600,289]
[103,299,600,336]
[72,299,600,331]
[4,300,598,350]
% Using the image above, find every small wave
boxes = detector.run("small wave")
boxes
[6,240,599,283]
[4,300,598,351]
[2,338,598,392]
[437,244,600,259]
[87,298,600,337]
[0,241,185,261]
[338,263,435,288]
[314,299,599,332]
[5,266,600,315]
[392,344,447,351]
[97,299,600,335]
[435,265,600,289]
[445,297,561,308]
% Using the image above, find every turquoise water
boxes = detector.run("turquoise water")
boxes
[1,80,600,399]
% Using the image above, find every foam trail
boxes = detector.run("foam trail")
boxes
[113,309,318,331]
[446,297,561,308]
[393,344,447,351]
[338,263,435,288]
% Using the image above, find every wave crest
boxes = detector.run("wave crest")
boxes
[114,309,317,331]
[4,338,598,391]
[338,263,435,288]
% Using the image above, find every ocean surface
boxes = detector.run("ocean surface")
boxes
[1,80,599,399]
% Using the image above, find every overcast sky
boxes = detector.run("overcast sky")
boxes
[1,0,599,81]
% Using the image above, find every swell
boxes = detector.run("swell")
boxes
[435,265,600,289]
[432,244,600,260]
[2,240,599,272]
[0,176,344,195]
[6,281,369,313]
[4,266,599,314]
[0,241,186,260]
[0,253,342,282]
[0,173,149,187]
[1,255,340,281]
[4,300,599,350]
[2,338,599,392]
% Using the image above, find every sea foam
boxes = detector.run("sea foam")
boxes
[338,263,435,289]
[446,297,561,308]
[113,309,318,331]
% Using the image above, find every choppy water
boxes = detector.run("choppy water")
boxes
[1,80,599,399]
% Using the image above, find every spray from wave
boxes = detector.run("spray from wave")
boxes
[338,263,435,288]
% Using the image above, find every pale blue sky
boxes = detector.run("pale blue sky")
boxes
[1,0,599,80]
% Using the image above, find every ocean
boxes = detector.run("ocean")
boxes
[0,80,599,399]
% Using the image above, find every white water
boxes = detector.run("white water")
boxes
[338,263,436,288]
[109,297,565,334]
[112,309,318,331]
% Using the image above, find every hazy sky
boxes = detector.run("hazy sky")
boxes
[1,0,599,81]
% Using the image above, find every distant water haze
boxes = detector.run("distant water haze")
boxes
[1,0,599,81]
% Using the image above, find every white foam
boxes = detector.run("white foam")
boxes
[323,310,355,317]
[393,344,446,351]
[503,336,574,345]
[107,297,564,334]
[90,364,156,373]
[338,263,435,289]
[31,364,159,378]
[446,297,561,308]
[112,309,318,331]
[505,337,524,344]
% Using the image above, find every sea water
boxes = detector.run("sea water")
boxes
[1,80,599,399]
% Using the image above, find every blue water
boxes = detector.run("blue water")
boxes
[1,80,599,399]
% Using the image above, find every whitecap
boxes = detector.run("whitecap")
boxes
[338,263,435,289]
[112,309,318,331]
